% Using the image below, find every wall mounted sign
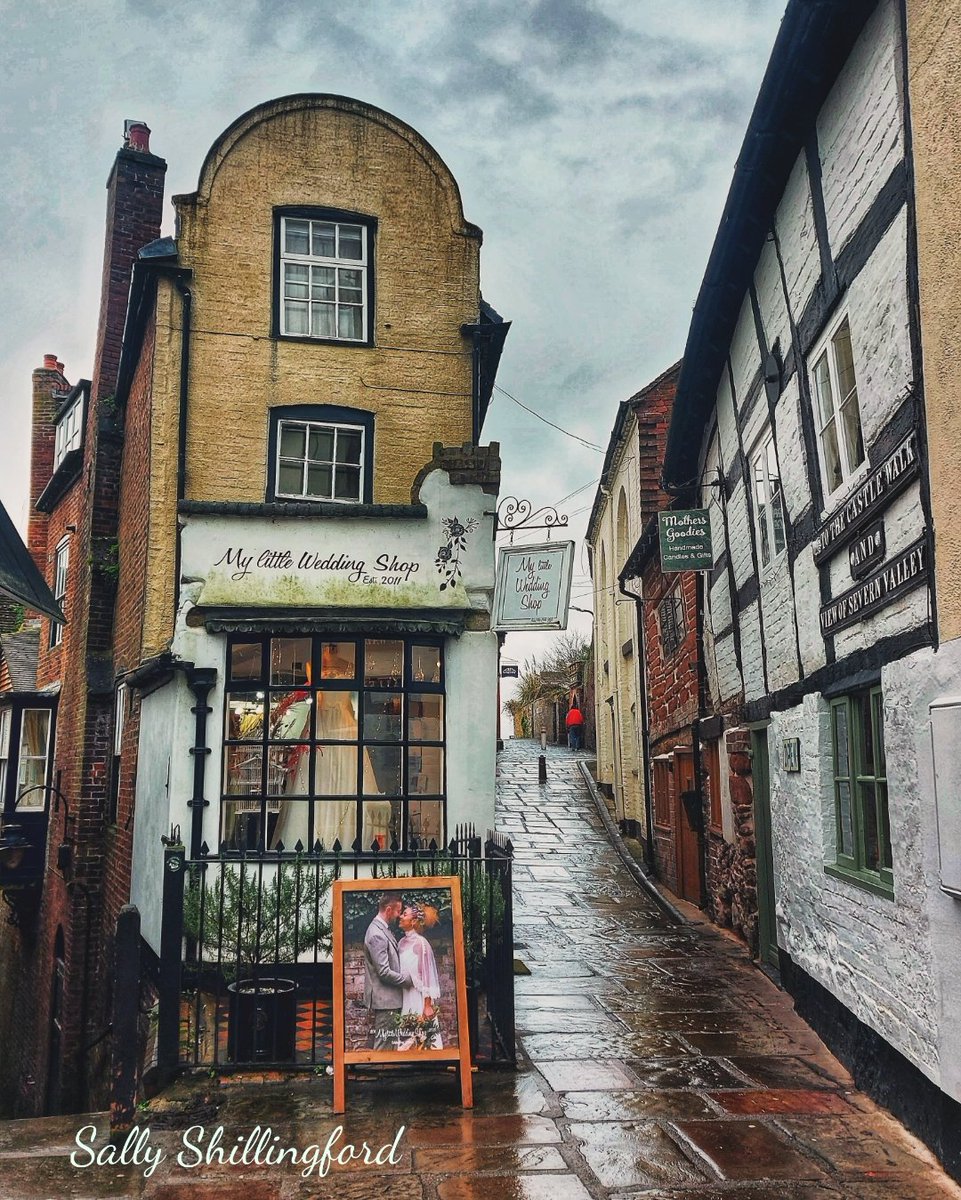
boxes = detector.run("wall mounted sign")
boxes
[500,664,519,678]
[658,510,714,572]
[331,876,473,1113]
[781,738,801,773]
[492,541,574,631]
[819,536,927,636]
[848,521,886,581]
[812,433,919,564]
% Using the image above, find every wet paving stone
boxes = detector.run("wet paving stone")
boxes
[522,1032,691,1061]
[707,1089,854,1116]
[560,1090,719,1122]
[671,1119,828,1180]
[413,1143,568,1172]
[538,1059,639,1092]
[436,1175,593,1200]
[627,1057,750,1090]
[403,1114,562,1147]
[568,1121,708,1188]
[772,1113,948,1180]
[723,1055,850,1090]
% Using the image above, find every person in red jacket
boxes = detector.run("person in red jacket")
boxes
[565,703,585,752]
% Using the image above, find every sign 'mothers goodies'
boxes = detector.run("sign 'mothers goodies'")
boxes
[492,542,575,631]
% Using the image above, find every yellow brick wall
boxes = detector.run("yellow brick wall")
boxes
[174,96,482,504]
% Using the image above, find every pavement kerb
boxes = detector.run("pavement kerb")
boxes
[576,757,690,926]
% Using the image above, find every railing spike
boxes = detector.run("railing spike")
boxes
[390,837,400,853]
[294,839,305,854]
[200,840,210,857]
[428,838,438,852]
[332,838,343,854]
[274,840,285,853]
[313,839,324,855]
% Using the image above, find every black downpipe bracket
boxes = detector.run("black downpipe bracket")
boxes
[184,666,216,860]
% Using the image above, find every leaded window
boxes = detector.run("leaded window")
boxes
[221,635,445,854]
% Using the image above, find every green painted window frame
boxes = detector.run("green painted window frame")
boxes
[826,686,893,898]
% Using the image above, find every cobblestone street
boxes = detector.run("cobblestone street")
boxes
[0,738,959,1198]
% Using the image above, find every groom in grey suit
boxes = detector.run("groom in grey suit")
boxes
[363,891,412,1050]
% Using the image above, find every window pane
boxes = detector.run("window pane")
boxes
[271,638,311,686]
[872,691,886,777]
[338,306,363,340]
[230,642,263,682]
[833,704,850,778]
[409,694,443,741]
[270,799,310,851]
[308,427,335,462]
[813,353,834,426]
[283,263,309,298]
[316,690,358,740]
[311,265,335,299]
[837,780,854,858]
[284,219,310,255]
[362,799,398,850]
[313,745,357,796]
[412,644,442,684]
[364,745,402,795]
[269,743,310,796]
[223,801,265,852]
[278,462,304,495]
[270,691,312,740]
[311,222,336,257]
[860,694,875,777]
[408,800,443,845]
[365,692,403,741]
[840,394,865,473]
[311,304,336,338]
[822,419,843,493]
[334,466,361,501]
[408,746,443,795]
[224,745,263,795]
[284,301,309,335]
[861,780,880,871]
[336,430,362,464]
[314,799,357,850]
[833,320,857,402]
[338,226,364,260]
[306,464,333,498]
[340,268,362,291]
[320,642,356,680]
[878,783,892,870]
[227,692,265,741]
[365,640,403,688]
[279,424,306,458]
[20,710,49,761]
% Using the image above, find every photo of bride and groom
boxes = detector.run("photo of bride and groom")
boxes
[341,886,457,1053]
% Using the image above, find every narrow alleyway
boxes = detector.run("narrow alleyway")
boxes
[0,739,959,1199]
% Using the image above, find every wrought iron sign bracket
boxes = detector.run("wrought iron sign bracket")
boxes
[486,496,570,543]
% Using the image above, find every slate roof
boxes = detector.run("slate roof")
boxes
[0,627,40,692]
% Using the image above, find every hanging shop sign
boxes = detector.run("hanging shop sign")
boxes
[658,510,713,572]
[819,536,927,636]
[500,663,519,678]
[812,433,919,565]
[492,541,574,631]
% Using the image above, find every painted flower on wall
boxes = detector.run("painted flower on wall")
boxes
[436,516,478,591]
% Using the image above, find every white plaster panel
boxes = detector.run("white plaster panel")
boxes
[726,479,755,592]
[768,688,940,1084]
[793,545,828,676]
[773,153,819,318]
[703,619,721,712]
[758,556,800,692]
[729,295,761,412]
[713,634,742,705]
[754,235,792,364]
[445,630,498,833]
[739,600,765,703]
[817,0,904,255]
[708,568,733,636]
[715,370,739,479]
[131,676,193,955]
[772,377,810,523]
[840,209,911,451]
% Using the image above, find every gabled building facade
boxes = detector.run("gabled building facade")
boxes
[0,96,507,1115]
[662,0,959,1172]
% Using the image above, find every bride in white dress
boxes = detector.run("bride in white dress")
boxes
[397,903,443,1049]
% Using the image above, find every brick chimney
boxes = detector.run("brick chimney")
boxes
[27,354,67,569]
[90,121,166,407]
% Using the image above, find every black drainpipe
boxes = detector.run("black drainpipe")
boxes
[692,570,709,908]
[183,665,216,860]
[620,577,654,869]
[173,276,192,624]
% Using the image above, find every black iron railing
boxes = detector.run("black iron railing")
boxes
[151,827,515,1079]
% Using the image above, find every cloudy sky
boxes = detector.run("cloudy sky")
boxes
[0,0,785,703]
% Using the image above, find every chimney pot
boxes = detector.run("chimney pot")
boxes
[43,354,58,370]
[124,120,151,153]
[56,361,65,373]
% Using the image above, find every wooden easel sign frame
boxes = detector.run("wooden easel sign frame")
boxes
[332,876,473,1112]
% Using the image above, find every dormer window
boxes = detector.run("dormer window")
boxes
[54,394,83,470]
[275,209,375,345]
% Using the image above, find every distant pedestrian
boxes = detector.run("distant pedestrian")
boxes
[566,704,584,752]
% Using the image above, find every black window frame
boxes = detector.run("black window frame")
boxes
[220,634,446,855]
[266,405,374,504]
[658,585,686,659]
[272,205,377,348]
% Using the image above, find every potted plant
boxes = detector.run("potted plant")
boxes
[183,857,335,1063]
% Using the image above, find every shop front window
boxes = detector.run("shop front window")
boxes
[221,635,445,853]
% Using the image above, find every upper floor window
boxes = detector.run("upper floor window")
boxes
[16,709,51,808]
[50,537,69,648]
[267,405,374,504]
[276,210,374,345]
[749,428,786,571]
[54,394,82,470]
[811,314,865,503]
[829,685,892,896]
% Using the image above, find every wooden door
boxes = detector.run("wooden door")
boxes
[674,750,702,905]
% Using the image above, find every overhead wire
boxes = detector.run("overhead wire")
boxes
[493,384,605,453]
